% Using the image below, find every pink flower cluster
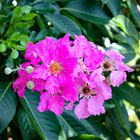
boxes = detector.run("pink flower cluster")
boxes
[13,34,133,119]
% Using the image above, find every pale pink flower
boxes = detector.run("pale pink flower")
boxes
[74,75,111,119]
[102,50,133,87]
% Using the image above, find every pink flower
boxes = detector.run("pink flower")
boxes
[74,75,111,119]
[102,50,133,87]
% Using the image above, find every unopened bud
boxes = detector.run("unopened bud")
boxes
[4,67,12,75]
[26,81,35,89]
[26,65,34,74]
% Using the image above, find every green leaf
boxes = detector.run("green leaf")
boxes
[11,6,22,24]
[6,56,14,68]
[19,34,30,46]
[68,134,102,140]
[21,5,32,14]
[13,45,26,51]
[112,15,138,40]
[114,83,140,108]
[0,43,7,52]
[111,89,130,132]
[11,49,19,59]
[114,31,135,46]
[45,13,82,35]
[32,2,56,14]
[20,91,66,140]
[35,30,47,42]
[18,109,41,140]
[63,0,110,25]
[0,82,17,133]
[100,0,121,16]
[21,13,37,21]
[9,32,21,41]
[127,0,140,28]
[60,110,110,139]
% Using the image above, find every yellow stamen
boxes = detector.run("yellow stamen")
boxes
[50,61,62,75]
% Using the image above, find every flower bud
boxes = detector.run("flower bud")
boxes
[26,65,34,74]
[4,67,12,75]
[26,81,35,89]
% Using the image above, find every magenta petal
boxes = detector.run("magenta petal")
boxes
[110,71,126,87]
[38,92,50,112]
[74,98,90,119]
[49,95,64,115]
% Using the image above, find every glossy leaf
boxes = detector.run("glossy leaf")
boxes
[111,89,130,132]
[101,0,121,16]
[112,15,138,40]
[21,13,37,21]
[20,91,66,140]
[18,109,41,140]
[63,0,110,24]
[0,82,17,133]
[113,83,140,108]
[127,0,140,28]
[68,134,102,140]
[61,110,110,139]
[45,13,82,35]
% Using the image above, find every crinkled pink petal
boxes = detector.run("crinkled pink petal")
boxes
[87,94,105,115]
[49,95,64,115]
[13,77,27,97]
[33,79,46,92]
[61,82,78,101]
[90,68,105,84]
[105,50,124,61]
[84,47,104,70]
[110,71,126,87]
[69,35,92,58]
[24,42,40,65]
[38,92,50,112]
[115,61,133,72]
[32,65,48,80]
[45,76,59,94]
[75,98,90,119]
[35,37,56,65]
[97,83,112,100]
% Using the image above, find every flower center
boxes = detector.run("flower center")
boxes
[103,61,111,70]
[50,61,62,74]
[82,84,91,95]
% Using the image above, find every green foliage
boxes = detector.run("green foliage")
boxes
[0,82,17,133]
[0,0,140,140]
